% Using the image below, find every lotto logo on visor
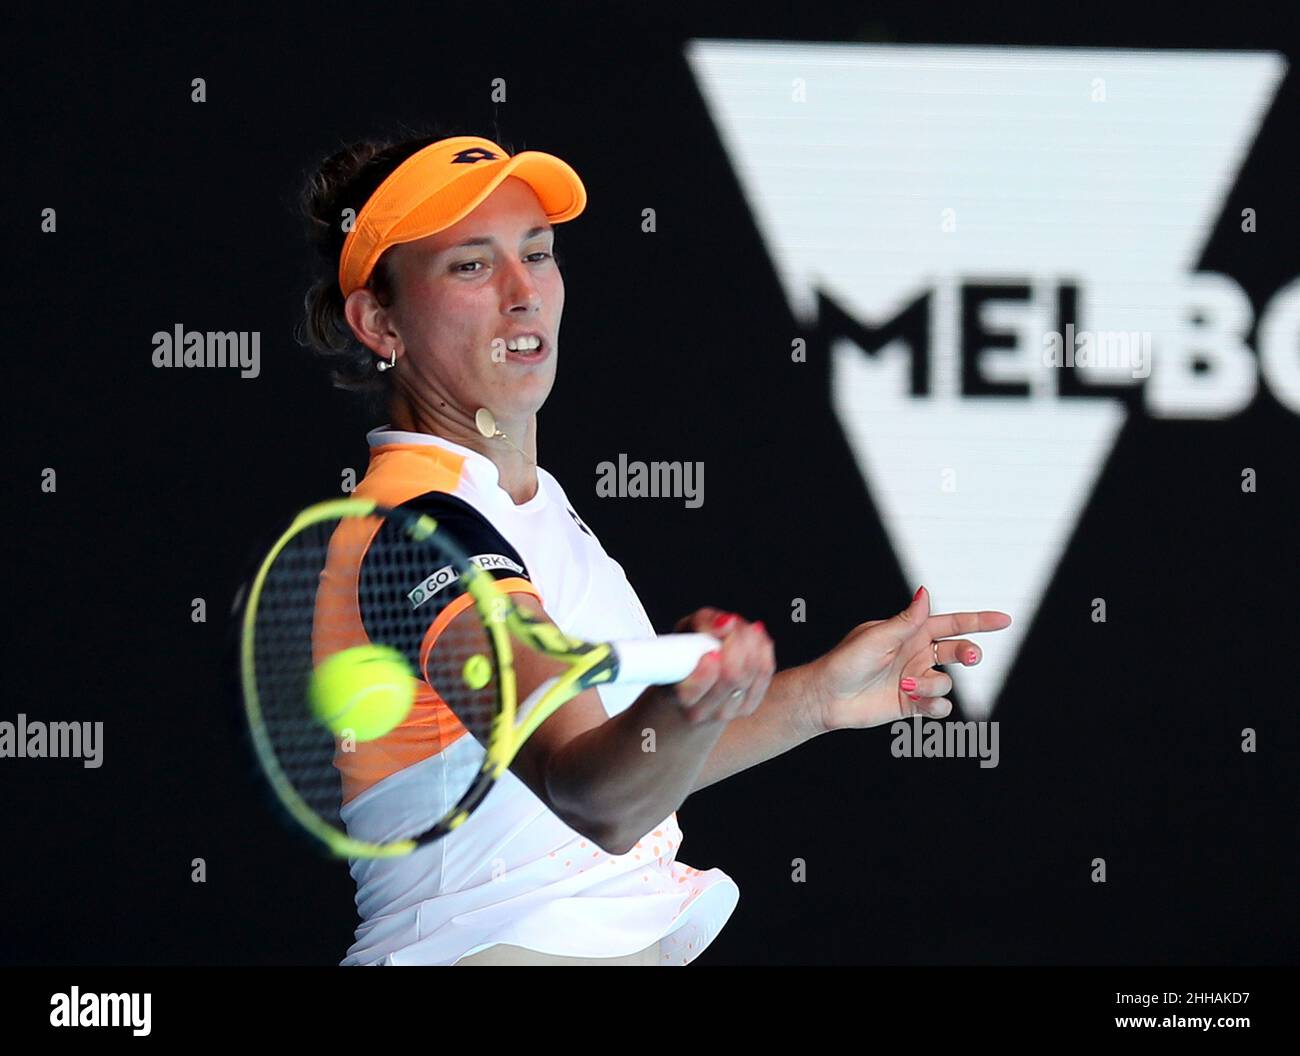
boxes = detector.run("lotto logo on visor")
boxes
[408,555,526,610]
[452,147,500,164]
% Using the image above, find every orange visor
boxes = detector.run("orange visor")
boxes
[337,135,588,297]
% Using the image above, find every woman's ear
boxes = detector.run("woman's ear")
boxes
[343,288,393,356]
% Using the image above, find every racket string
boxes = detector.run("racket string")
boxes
[252,513,504,836]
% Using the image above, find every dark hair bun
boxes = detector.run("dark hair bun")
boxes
[293,123,490,417]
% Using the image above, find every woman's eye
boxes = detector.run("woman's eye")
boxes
[453,253,552,274]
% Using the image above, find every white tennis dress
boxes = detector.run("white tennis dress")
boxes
[337,426,739,966]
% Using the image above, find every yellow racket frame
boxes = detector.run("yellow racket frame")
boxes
[239,497,614,859]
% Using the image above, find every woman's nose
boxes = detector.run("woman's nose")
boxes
[499,258,543,311]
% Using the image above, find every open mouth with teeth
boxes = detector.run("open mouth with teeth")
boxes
[504,336,545,357]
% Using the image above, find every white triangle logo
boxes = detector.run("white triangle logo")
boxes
[686,41,1285,718]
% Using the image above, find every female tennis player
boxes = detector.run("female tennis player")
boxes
[296,127,1012,966]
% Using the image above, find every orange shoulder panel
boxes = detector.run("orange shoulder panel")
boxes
[311,443,542,807]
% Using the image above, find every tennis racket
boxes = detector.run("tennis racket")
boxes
[236,496,719,860]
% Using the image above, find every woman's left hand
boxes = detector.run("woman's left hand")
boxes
[815,587,1012,731]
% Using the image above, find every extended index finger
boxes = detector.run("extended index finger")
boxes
[925,610,1013,639]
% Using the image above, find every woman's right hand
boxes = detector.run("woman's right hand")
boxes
[667,608,776,725]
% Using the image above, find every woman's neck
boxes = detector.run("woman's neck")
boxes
[389,396,539,506]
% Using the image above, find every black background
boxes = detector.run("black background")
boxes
[6,0,1298,966]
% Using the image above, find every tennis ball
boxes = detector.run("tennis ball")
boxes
[310,644,415,741]
[462,653,493,691]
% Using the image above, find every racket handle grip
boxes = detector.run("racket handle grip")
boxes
[609,633,721,686]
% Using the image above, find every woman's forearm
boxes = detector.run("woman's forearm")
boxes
[687,662,829,793]
[545,662,831,851]
[544,685,730,854]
